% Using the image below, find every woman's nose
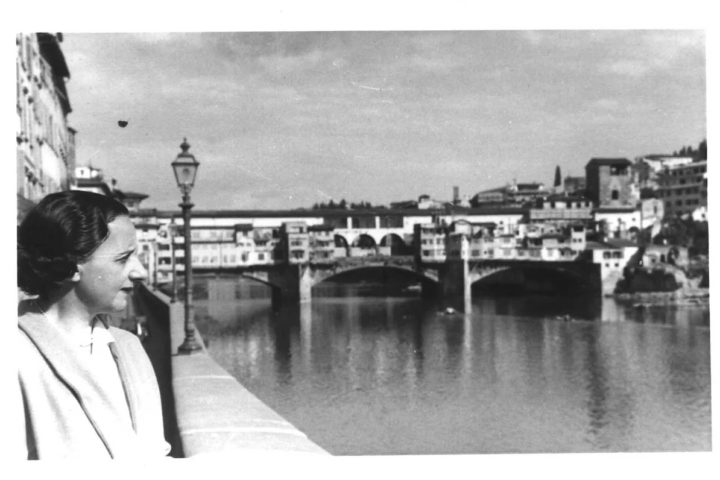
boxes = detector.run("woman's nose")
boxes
[128,256,148,281]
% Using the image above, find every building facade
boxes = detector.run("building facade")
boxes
[656,161,707,219]
[585,158,636,208]
[16,33,75,218]
[528,194,593,224]
[634,155,694,190]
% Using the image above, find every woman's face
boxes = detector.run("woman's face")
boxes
[75,215,147,314]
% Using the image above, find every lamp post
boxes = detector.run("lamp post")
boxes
[169,222,178,303]
[172,138,202,354]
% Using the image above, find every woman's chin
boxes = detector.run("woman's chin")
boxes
[110,296,129,312]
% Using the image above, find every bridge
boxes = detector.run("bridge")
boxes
[193,254,602,311]
[139,206,630,310]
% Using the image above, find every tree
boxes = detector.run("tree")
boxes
[697,139,707,161]
[554,165,562,188]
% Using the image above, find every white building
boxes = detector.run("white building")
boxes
[635,155,694,189]
[594,208,642,240]
[586,239,640,294]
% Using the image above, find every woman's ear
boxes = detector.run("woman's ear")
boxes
[70,265,82,282]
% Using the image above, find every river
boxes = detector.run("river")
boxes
[191,276,711,455]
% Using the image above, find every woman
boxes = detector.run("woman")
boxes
[17,190,170,460]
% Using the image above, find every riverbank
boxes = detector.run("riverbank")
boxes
[611,287,709,307]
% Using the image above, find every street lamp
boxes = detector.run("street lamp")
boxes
[169,222,178,303]
[172,138,202,354]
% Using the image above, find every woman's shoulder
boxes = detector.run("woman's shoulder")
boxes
[108,326,142,348]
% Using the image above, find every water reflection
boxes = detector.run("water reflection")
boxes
[193,277,711,454]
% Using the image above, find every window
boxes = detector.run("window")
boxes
[611,190,619,200]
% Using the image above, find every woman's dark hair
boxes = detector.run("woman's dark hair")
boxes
[18,190,129,296]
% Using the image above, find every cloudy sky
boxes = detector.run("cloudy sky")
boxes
[61,30,706,210]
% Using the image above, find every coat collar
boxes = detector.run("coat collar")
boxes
[18,308,140,458]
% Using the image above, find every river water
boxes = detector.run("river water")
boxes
[192,277,711,455]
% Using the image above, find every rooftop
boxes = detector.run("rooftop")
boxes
[586,157,632,168]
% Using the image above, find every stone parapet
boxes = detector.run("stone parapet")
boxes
[136,284,330,457]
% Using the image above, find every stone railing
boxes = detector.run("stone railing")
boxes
[134,284,330,458]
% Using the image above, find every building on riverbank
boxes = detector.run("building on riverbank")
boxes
[16,33,75,221]
[656,160,708,220]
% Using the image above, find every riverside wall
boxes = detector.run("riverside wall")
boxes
[134,284,330,458]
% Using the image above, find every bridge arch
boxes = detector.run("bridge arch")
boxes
[334,234,350,256]
[352,234,377,248]
[379,233,409,255]
[311,264,439,289]
[470,263,597,294]
[238,272,280,291]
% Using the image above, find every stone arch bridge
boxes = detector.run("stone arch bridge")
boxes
[198,256,601,311]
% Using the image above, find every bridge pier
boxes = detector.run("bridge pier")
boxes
[268,264,313,308]
[440,258,472,313]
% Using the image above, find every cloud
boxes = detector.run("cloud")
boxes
[600,30,704,78]
[61,31,706,210]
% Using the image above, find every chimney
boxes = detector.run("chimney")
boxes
[453,186,459,204]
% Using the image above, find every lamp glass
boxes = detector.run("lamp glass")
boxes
[172,158,198,189]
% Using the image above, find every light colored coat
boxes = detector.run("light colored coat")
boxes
[18,311,170,460]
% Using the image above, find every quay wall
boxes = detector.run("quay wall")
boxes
[135,283,330,458]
